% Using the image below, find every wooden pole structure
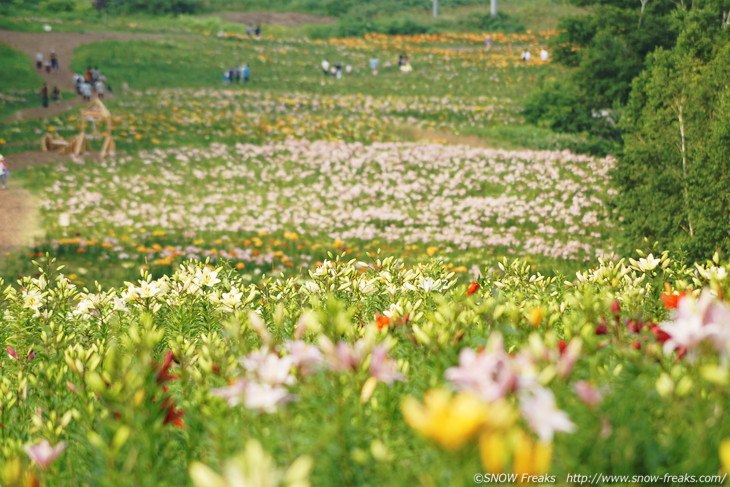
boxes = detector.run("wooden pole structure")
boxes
[433,0,439,18]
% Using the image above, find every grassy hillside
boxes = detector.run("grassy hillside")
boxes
[0,0,585,35]
[0,44,45,118]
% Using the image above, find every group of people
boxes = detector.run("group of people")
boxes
[223,64,251,84]
[320,54,412,78]
[37,65,113,107]
[73,66,110,101]
[38,83,61,108]
[35,50,59,73]
[36,49,61,108]
[521,48,549,62]
[245,24,262,40]
[320,60,352,79]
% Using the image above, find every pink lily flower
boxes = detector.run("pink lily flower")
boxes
[23,439,67,470]
[6,346,18,360]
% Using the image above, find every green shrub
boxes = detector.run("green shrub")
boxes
[308,15,433,39]
[40,0,75,12]
[380,17,433,35]
[523,80,593,134]
[108,0,205,15]
[476,12,526,33]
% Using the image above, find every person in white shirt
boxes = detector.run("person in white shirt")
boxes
[95,80,105,99]
[81,82,92,101]
[321,59,330,76]
[540,48,549,61]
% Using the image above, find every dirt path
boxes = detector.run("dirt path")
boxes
[0,29,168,122]
[0,184,43,256]
[5,98,82,122]
[0,151,71,256]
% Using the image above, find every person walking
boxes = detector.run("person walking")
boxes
[50,50,59,71]
[81,80,91,101]
[36,52,43,70]
[95,79,105,99]
[0,154,9,190]
[242,64,250,82]
[40,83,49,108]
[73,73,83,94]
[52,86,61,103]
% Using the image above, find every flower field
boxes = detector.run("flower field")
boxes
[0,29,561,155]
[1,17,728,487]
[2,252,730,485]
[13,140,616,286]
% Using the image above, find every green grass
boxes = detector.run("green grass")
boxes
[0,6,230,34]
[0,0,584,36]
[0,45,46,119]
[72,37,222,89]
[0,44,43,90]
[70,35,558,97]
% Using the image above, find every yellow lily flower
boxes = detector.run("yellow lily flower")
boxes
[721,438,730,475]
[512,429,552,480]
[402,389,513,450]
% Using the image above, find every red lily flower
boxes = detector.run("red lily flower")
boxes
[375,313,391,330]
[649,324,671,344]
[661,292,687,310]
[467,282,480,296]
[610,299,621,317]
[626,319,642,334]
[156,351,179,384]
[163,403,185,428]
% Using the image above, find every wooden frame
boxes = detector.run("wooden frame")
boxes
[39,98,116,157]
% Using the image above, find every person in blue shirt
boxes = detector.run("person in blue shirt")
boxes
[370,57,379,75]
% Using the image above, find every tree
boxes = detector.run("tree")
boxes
[531,0,678,140]
[614,4,730,258]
